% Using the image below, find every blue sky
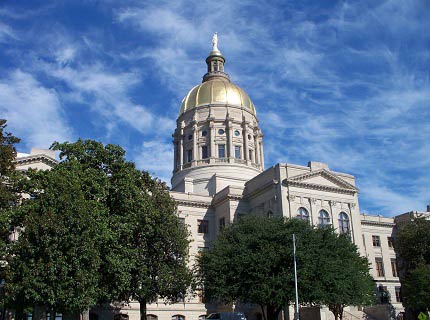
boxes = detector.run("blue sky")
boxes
[0,0,429,216]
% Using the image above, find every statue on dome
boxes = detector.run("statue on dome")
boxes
[212,32,219,52]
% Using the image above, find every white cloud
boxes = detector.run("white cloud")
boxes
[0,70,72,149]
[134,140,173,184]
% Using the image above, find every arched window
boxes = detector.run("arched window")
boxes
[172,315,185,320]
[297,207,309,222]
[338,212,350,234]
[147,315,158,320]
[318,210,330,226]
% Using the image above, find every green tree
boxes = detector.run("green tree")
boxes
[199,215,318,320]
[5,139,193,319]
[396,217,430,319]
[200,215,375,320]
[5,150,109,317]
[51,140,193,320]
[312,227,375,320]
[0,119,21,316]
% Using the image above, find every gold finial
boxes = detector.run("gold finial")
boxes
[212,32,219,52]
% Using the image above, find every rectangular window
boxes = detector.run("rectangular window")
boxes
[218,144,225,158]
[198,220,209,234]
[187,149,193,162]
[201,145,208,159]
[375,257,385,277]
[219,217,225,231]
[387,236,394,248]
[249,149,253,161]
[391,259,398,277]
[372,235,381,247]
[395,286,402,302]
[234,146,241,159]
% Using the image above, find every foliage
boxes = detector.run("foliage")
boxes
[5,147,109,314]
[402,263,430,315]
[0,119,21,311]
[199,215,374,320]
[4,139,192,319]
[396,218,430,318]
[311,227,375,320]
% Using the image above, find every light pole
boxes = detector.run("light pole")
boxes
[293,234,300,320]
[0,279,5,320]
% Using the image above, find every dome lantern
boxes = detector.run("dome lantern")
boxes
[203,32,230,82]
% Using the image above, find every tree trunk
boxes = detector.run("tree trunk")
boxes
[266,305,279,320]
[80,310,89,320]
[139,299,146,320]
[260,305,267,320]
[33,305,46,320]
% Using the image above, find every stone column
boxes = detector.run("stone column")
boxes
[227,120,234,163]
[209,120,215,163]
[309,198,317,225]
[242,120,250,164]
[329,200,336,230]
[179,122,185,169]
[254,134,261,165]
[193,123,197,164]
[259,137,265,169]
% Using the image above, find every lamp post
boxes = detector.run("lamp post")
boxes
[293,234,300,320]
[0,278,5,320]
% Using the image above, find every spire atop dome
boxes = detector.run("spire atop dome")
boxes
[203,33,230,82]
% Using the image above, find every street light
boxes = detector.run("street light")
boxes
[293,234,300,320]
[0,278,5,320]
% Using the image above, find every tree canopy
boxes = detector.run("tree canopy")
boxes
[199,215,374,320]
[4,139,192,319]
[396,217,430,318]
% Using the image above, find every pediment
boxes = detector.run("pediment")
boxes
[284,169,358,194]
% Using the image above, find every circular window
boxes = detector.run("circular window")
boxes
[234,130,240,137]
[188,135,192,140]
[202,130,207,137]
[218,129,225,135]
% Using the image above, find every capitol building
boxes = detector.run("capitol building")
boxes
[15,37,429,320]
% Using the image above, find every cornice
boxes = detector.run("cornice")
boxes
[286,180,356,195]
[175,199,211,209]
[14,155,58,168]
[212,193,243,207]
[361,220,395,228]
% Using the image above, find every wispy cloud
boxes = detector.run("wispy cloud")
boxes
[0,70,72,149]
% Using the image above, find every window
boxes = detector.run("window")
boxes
[201,146,208,159]
[188,134,192,140]
[391,259,398,277]
[218,144,225,158]
[249,149,253,161]
[201,130,208,137]
[297,207,309,221]
[395,287,402,303]
[187,149,193,162]
[318,210,330,226]
[172,315,185,320]
[219,217,225,231]
[372,235,381,247]
[218,128,225,135]
[387,236,394,248]
[375,257,385,277]
[338,212,350,234]
[198,220,209,234]
[235,146,241,159]
[234,130,240,136]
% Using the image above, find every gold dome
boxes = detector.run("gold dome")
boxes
[179,78,256,115]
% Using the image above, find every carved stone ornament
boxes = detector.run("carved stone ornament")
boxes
[287,194,296,202]
[329,200,338,207]
[350,203,356,209]
[310,198,317,205]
